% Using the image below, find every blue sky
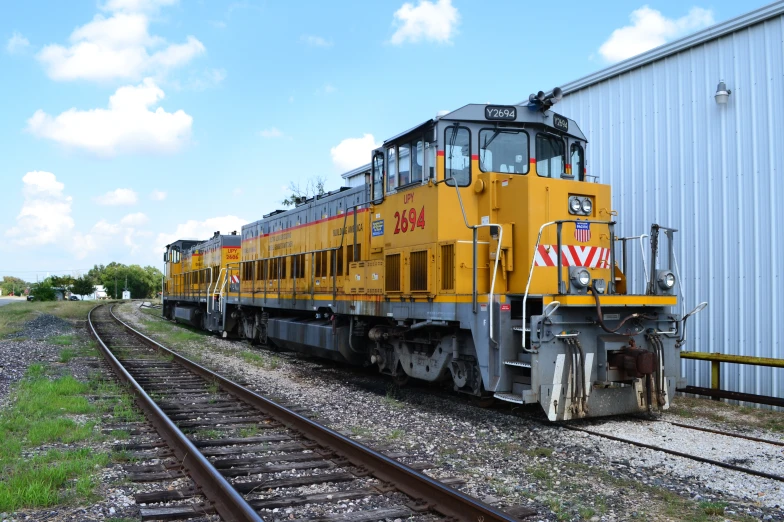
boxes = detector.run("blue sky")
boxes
[0,0,768,279]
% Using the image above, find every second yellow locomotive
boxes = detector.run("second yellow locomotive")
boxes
[164,90,698,421]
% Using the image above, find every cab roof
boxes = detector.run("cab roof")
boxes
[438,103,587,141]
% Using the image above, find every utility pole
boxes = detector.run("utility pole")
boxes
[114,278,117,299]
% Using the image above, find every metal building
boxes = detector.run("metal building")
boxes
[551,1,784,399]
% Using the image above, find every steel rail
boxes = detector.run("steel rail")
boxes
[661,420,784,447]
[561,424,784,483]
[87,306,263,522]
[106,306,518,522]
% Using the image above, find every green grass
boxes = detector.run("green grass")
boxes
[386,429,404,441]
[49,334,75,346]
[0,366,111,511]
[350,426,372,437]
[700,501,727,516]
[140,317,203,344]
[240,350,281,370]
[525,447,554,458]
[0,301,107,337]
[59,348,77,363]
[238,426,259,438]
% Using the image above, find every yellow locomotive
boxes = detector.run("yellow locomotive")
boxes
[164,90,702,420]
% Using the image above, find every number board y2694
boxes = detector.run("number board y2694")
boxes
[485,105,517,121]
[552,113,569,132]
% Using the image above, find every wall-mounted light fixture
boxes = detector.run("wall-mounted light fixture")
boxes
[715,80,731,105]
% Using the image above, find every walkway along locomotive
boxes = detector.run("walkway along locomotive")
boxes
[163,90,706,421]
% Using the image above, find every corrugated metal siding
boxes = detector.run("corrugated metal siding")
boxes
[556,15,784,400]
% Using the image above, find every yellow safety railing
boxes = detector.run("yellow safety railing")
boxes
[679,351,784,406]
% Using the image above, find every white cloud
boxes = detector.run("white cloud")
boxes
[95,188,138,206]
[37,2,204,82]
[5,171,75,246]
[330,134,380,172]
[4,171,156,262]
[390,0,459,45]
[150,189,167,200]
[599,6,714,63]
[156,215,247,252]
[27,78,193,156]
[259,127,283,138]
[6,32,30,54]
[120,212,149,226]
[301,34,332,47]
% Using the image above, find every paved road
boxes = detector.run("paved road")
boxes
[0,298,24,307]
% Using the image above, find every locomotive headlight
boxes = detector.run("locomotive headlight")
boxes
[569,196,582,214]
[657,270,676,291]
[580,198,593,214]
[570,267,591,294]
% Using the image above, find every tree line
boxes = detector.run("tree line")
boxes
[1,263,163,301]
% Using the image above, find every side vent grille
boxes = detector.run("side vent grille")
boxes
[440,244,454,291]
[385,254,401,292]
[410,250,428,292]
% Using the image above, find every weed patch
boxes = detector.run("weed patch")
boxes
[0,367,109,510]
[49,334,75,346]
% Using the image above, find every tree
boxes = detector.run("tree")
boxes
[1,276,29,296]
[30,280,56,301]
[50,275,75,291]
[71,275,96,297]
[282,176,327,206]
[97,263,163,299]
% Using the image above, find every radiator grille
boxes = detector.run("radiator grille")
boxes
[440,244,455,291]
[385,254,401,292]
[410,250,428,292]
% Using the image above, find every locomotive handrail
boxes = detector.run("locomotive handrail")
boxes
[448,169,503,345]
[522,219,616,351]
[616,233,649,292]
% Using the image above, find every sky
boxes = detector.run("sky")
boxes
[0,0,770,279]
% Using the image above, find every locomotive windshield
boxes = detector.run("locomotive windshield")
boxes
[535,133,565,178]
[479,129,529,174]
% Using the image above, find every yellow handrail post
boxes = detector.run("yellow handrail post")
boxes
[710,360,721,401]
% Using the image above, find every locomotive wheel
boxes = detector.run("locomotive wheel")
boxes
[392,372,409,387]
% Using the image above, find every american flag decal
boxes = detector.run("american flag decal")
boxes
[574,221,591,242]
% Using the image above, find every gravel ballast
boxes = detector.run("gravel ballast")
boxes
[119,302,784,521]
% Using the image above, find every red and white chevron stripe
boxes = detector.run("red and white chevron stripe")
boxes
[230,275,240,284]
[534,245,611,268]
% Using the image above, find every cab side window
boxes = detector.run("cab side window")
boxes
[444,126,471,186]
[411,139,423,183]
[425,138,436,179]
[536,134,565,178]
[398,143,410,186]
[386,147,397,192]
[372,152,384,201]
[570,143,585,181]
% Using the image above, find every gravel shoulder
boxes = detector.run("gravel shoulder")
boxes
[119,302,784,522]
[0,305,155,521]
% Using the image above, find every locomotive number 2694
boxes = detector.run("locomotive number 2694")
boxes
[393,207,425,234]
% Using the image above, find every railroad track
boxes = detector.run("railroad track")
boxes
[89,304,534,522]
[562,418,784,483]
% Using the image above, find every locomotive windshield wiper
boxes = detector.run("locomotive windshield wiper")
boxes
[480,130,500,169]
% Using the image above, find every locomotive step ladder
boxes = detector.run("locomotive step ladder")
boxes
[496,319,535,404]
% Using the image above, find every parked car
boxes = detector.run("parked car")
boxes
[26,295,35,301]
[68,295,80,301]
